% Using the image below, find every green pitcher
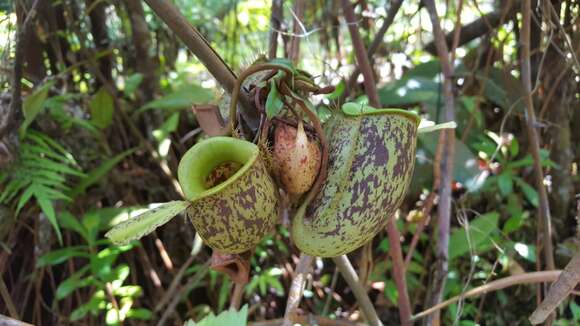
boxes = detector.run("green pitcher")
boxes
[106,137,278,255]
[291,104,421,257]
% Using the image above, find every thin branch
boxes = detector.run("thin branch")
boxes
[282,254,313,326]
[142,0,257,129]
[156,262,210,326]
[530,251,580,324]
[412,271,562,321]
[288,0,305,63]
[332,255,382,326]
[251,315,366,326]
[341,0,380,107]
[422,1,456,325]
[346,0,404,96]
[520,0,555,271]
[386,219,412,326]
[423,1,519,55]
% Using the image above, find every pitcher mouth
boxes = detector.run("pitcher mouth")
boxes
[177,137,259,201]
[341,102,421,126]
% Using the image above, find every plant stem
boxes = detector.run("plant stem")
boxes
[230,282,246,310]
[332,255,382,326]
[282,254,313,326]
[341,0,380,107]
[142,0,257,129]
[412,271,562,321]
[519,0,555,272]
[422,1,457,324]
[530,251,580,324]
[386,219,412,326]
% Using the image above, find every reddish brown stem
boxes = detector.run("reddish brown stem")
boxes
[422,1,457,324]
[341,0,380,107]
[386,219,412,326]
[520,0,555,272]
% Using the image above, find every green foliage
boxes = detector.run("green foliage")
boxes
[21,80,55,136]
[90,87,115,129]
[135,84,213,116]
[0,131,84,242]
[185,305,248,326]
[448,212,499,260]
[39,209,150,325]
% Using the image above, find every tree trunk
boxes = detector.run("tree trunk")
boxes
[124,0,159,102]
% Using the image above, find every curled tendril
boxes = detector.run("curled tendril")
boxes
[228,63,295,135]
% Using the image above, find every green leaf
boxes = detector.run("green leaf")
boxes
[37,246,90,267]
[114,285,142,298]
[326,79,345,100]
[418,132,484,192]
[20,80,55,136]
[90,87,114,129]
[194,305,248,326]
[59,210,89,241]
[105,201,190,245]
[37,195,63,243]
[497,171,513,196]
[70,304,90,321]
[448,212,500,260]
[152,113,179,158]
[378,77,439,107]
[503,213,524,234]
[265,80,284,118]
[126,308,152,320]
[56,267,92,300]
[135,85,213,115]
[124,73,144,96]
[68,149,136,198]
[513,177,539,207]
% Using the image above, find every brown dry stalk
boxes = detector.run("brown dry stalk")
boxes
[530,251,580,324]
[282,254,313,326]
[421,1,457,324]
[412,271,563,321]
[520,0,556,272]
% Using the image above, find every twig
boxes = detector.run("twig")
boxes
[322,267,339,315]
[332,255,382,326]
[412,271,562,321]
[288,0,305,62]
[250,315,366,326]
[346,0,403,93]
[0,314,34,326]
[386,219,412,326]
[154,254,196,312]
[0,277,19,319]
[156,261,210,326]
[529,251,580,324]
[340,0,380,107]
[422,1,456,324]
[142,0,257,128]
[423,1,519,55]
[282,254,313,326]
[520,0,555,271]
